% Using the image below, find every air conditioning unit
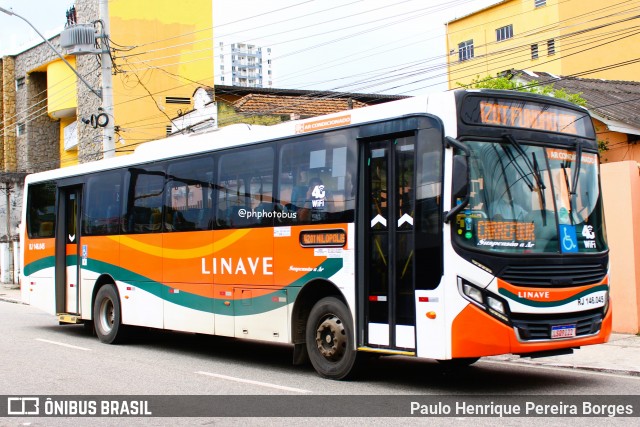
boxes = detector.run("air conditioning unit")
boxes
[60,24,100,55]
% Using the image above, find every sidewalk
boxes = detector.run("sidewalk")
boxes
[1,283,639,376]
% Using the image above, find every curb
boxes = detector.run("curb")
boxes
[0,295,26,305]
[0,287,25,305]
[484,356,640,377]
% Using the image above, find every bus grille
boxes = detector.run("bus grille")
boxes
[512,309,604,341]
[499,264,606,287]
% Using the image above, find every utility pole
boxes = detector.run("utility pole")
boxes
[99,0,115,158]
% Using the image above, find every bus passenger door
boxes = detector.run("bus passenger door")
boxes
[364,136,417,351]
[55,186,82,315]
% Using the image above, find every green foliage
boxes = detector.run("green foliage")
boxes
[459,74,587,107]
[598,139,609,154]
[217,102,285,127]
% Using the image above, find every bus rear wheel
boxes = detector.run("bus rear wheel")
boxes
[306,297,358,380]
[93,284,125,344]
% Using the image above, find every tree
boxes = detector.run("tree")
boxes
[459,74,586,106]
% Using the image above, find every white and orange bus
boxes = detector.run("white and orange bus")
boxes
[21,89,611,379]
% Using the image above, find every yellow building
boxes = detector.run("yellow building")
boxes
[446,0,640,89]
[45,0,213,166]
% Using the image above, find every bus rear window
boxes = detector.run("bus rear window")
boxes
[27,182,56,238]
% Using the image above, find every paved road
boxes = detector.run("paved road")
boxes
[1,300,639,426]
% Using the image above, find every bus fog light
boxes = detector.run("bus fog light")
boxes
[463,284,483,304]
[487,296,505,314]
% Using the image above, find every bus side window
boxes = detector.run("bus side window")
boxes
[123,167,166,234]
[27,182,56,239]
[216,146,274,228]
[278,130,356,225]
[83,171,122,236]
[164,156,213,232]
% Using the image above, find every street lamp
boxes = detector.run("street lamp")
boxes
[0,6,101,99]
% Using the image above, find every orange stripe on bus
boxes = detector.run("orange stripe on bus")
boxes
[108,229,251,259]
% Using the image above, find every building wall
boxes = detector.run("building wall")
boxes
[590,117,640,164]
[1,56,15,170]
[446,0,640,88]
[600,161,640,334]
[108,0,214,152]
[556,1,640,81]
[12,37,62,173]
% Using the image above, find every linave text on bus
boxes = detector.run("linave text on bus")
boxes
[201,257,273,275]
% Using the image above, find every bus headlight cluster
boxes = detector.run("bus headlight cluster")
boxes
[458,277,510,324]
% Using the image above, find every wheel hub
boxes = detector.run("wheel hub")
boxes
[99,299,114,333]
[315,315,346,360]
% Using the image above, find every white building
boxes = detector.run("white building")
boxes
[215,42,273,88]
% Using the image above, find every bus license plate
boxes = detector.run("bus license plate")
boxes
[551,324,576,339]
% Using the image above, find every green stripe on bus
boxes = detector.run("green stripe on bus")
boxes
[81,257,343,315]
[23,256,55,276]
[498,284,608,308]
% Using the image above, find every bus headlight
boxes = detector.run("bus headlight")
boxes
[487,296,505,314]
[463,283,483,304]
[458,277,511,325]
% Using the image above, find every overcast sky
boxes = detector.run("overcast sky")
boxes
[0,0,496,95]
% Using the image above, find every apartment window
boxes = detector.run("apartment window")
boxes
[535,0,546,6]
[17,123,26,136]
[15,77,25,90]
[458,40,474,62]
[531,43,539,60]
[166,125,173,137]
[547,39,556,55]
[496,25,513,42]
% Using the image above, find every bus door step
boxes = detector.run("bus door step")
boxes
[57,313,82,324]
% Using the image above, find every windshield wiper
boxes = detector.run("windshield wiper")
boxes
[499,144,534,191]
[561,163,576,225]
[532,152,547,225]
[571,140,582,196]
[503,135,545,192]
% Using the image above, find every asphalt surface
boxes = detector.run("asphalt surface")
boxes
[2,283,638,377]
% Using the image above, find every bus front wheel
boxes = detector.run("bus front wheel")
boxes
[93,284,125,344]
[306,296,358,380]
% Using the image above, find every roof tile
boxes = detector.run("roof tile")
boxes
[231,94,367,116]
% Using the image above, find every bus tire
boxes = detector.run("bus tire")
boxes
[93,285,125,344]
[306,296,358,380]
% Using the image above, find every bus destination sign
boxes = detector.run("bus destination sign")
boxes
[300,229,347,248]
[462,96,592,137]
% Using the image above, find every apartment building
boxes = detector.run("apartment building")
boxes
[446,0,640,88]
[215,42,273,88]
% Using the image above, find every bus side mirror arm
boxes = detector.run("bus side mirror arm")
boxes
[444,137,470,223]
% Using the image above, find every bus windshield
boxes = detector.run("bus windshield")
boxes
[454,139,607,254]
